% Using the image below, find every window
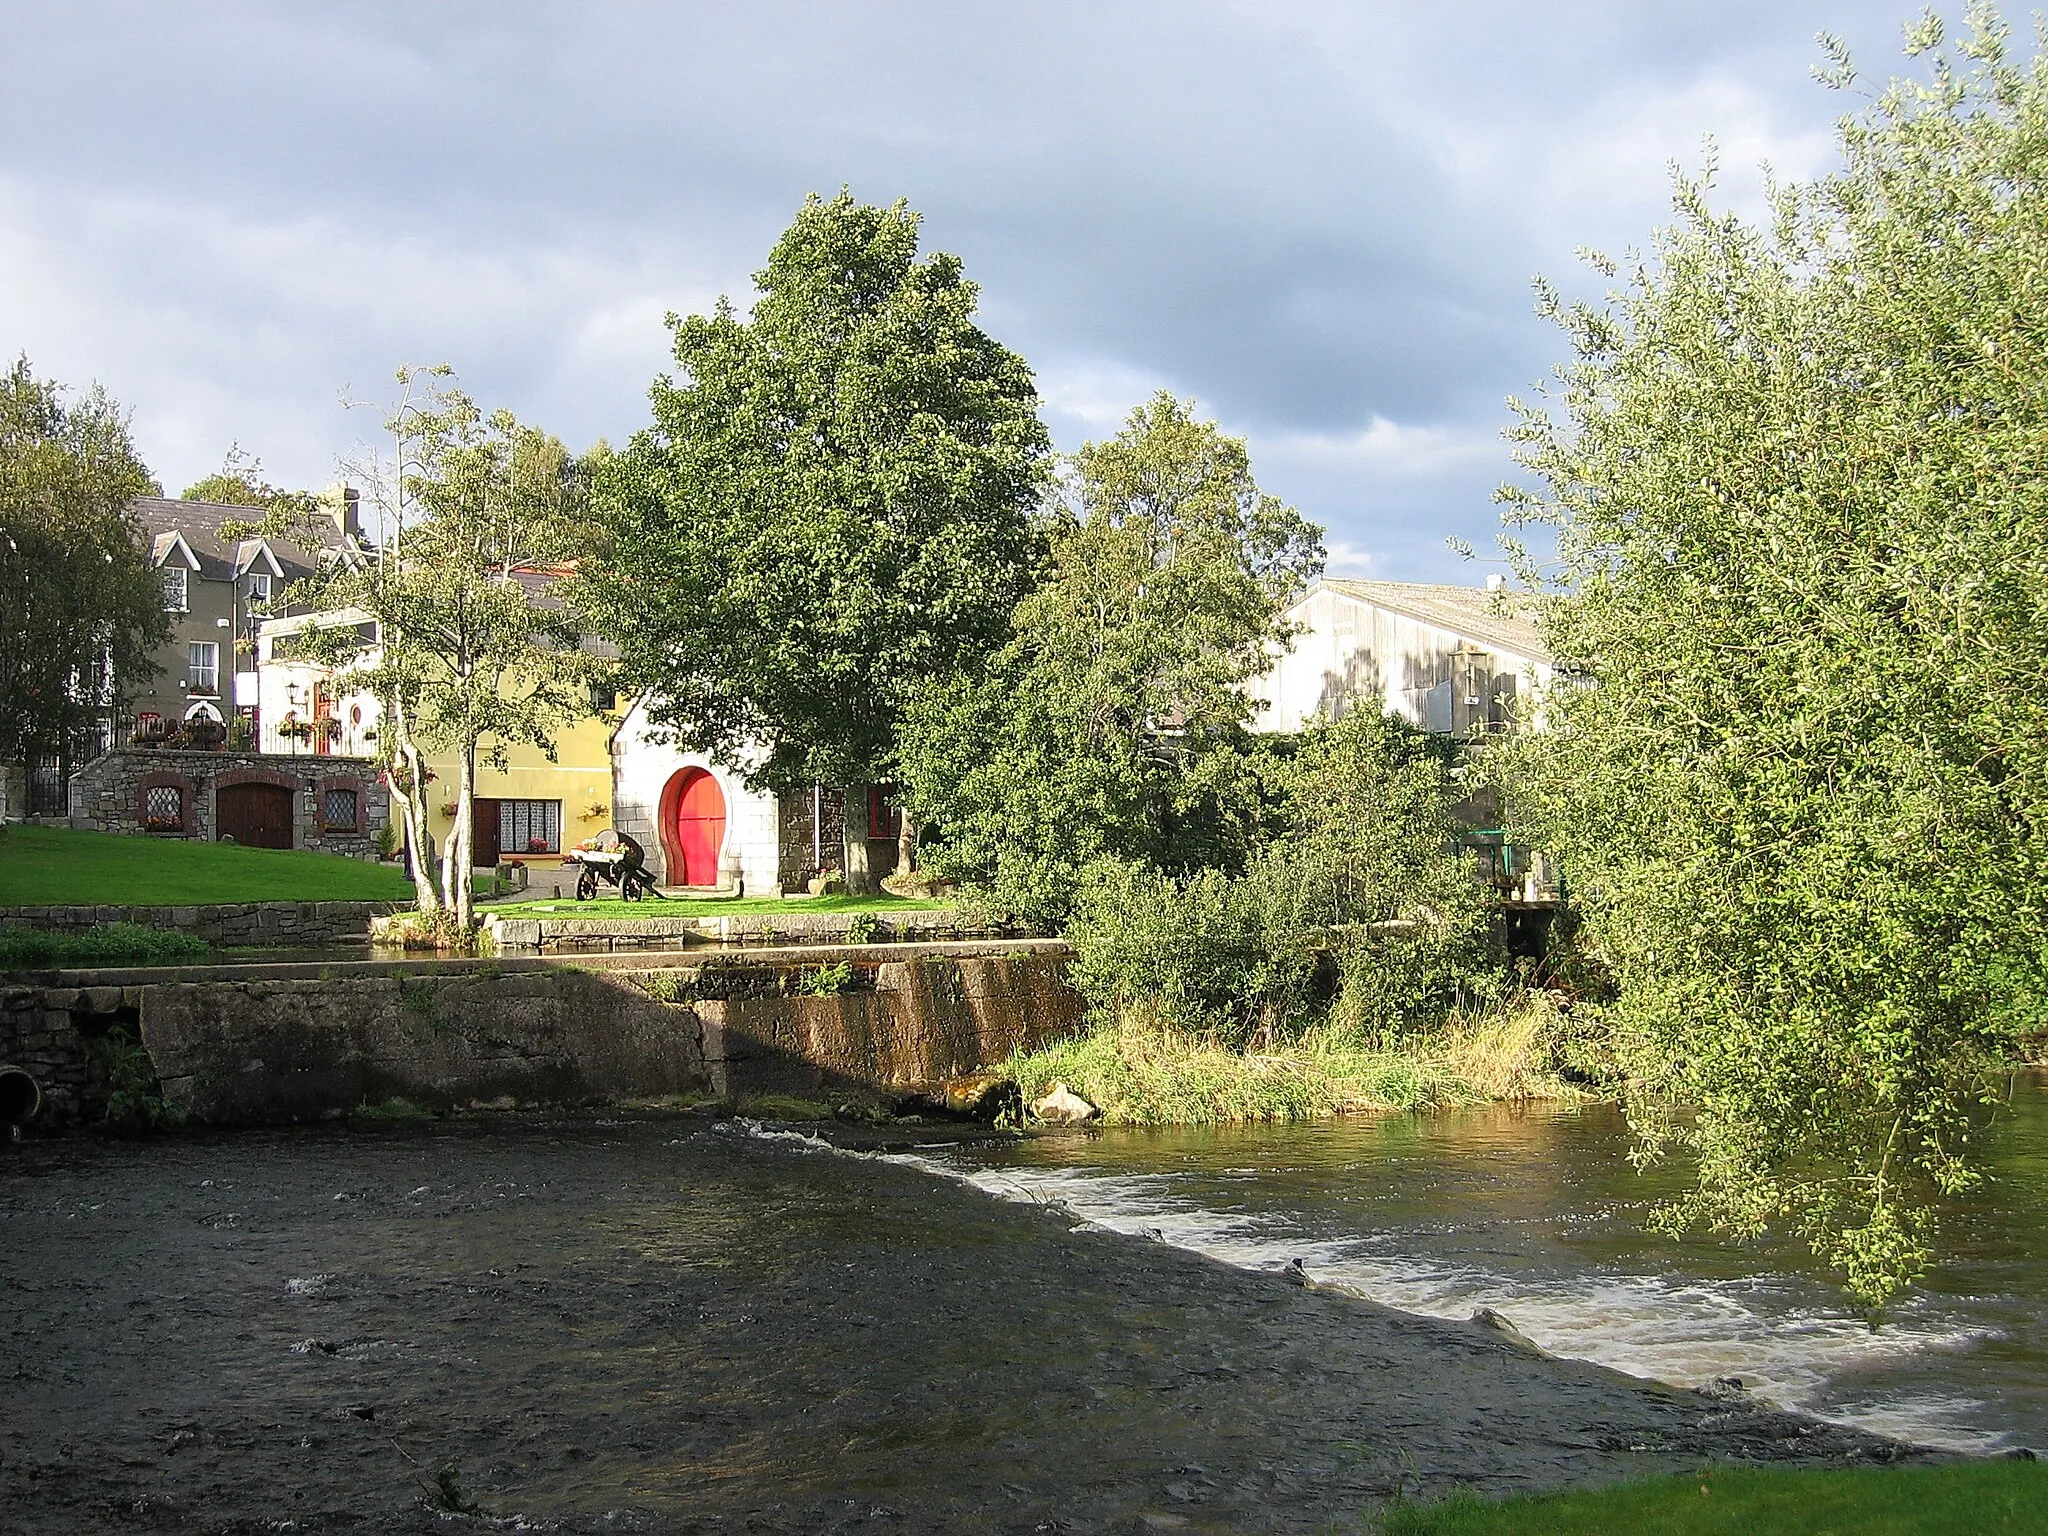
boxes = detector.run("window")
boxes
[144,784,183,833]
[500,799,561,854]
[161,565,189,613]
[187,642,219,695]
[322,787,359,832]
[246,572,271,603]
[588,679,618,712]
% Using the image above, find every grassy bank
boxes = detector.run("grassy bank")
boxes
[1381,1460,2047,1535]
[1005,997,1580,1124]
[0,921,211,969]
[484,892,952,921]
[0,825,415,906]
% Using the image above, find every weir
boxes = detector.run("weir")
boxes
[0,940,1082,1127]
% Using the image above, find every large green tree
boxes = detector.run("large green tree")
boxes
[1494,7,2048,1307]
[0,359,165,777]
[595,192,1050,891]
[899,392,1324,927]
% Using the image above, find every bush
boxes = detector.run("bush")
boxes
[0,923,208,969]
[88,1026,185,1132]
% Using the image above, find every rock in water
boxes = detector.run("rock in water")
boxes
[1030,1081,1099,1125]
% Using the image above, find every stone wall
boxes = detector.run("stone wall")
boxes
[3,946,1084,1130]
[66,747,388,857]
[0,901,401,947]
[0,983,134,1126]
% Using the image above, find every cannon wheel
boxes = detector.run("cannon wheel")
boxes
[621,869,643,902]
[575,867,598,901]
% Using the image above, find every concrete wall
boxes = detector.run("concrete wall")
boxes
[0,900,400,947]
[0,946,1084,1130]
[1256,582,1553,736]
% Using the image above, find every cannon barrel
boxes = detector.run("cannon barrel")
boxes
[0,1064,42,1132]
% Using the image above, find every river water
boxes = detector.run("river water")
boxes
[897,1073,2048,1458]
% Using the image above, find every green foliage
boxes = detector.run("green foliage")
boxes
[88,1027,185,1132]
[595,190,1050,886]
[1490,12,2048,1307]
[0,922,207,969]
[845,912,879,944]
[0,358,166,763]
[790,961,854,996]
[1380,1460,2048,1536]
[1064,708,1494,1047]
[1004,1020,1473,1126]
[734,1094,836,1120]
[398,977,442,1026]
[899,393,1323,928]
[269,370,603,935]
[182,444,321,522]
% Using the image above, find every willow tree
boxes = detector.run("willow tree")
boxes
[596,192,1049,891]
[1495,7,2048,1307]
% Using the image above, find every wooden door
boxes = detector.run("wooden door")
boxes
[218,782,293,849]
[670,770,726,886]
[471,798,501,867]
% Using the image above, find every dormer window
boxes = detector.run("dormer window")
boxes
[161,565,189,613]
[247,572,271,603]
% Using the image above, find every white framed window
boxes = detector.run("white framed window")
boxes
[246,572,271,603]
[501,799,562,855]
[187,641,219,695]
[161,565,189,613]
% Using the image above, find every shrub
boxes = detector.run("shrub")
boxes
[0,923,208,969]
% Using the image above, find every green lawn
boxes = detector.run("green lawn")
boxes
[483,892,952,921]
[1382,1462,2048,1536]
[0,824,416,906]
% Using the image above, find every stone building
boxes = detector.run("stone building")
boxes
[66,748,388,858]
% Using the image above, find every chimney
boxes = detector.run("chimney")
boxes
[1485,573,1505,592]
[326,483,362,542]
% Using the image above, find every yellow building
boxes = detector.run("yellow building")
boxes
[422,703,620,882]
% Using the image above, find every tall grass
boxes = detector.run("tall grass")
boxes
[1004,994,1582,1125]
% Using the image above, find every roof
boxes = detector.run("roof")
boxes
[130,496,336,584]
[1317,578,1550,662]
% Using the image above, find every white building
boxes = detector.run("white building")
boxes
[608,700,784,894]
[1255,578,1553,737]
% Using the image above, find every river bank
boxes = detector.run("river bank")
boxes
[0,1111,1925,1535]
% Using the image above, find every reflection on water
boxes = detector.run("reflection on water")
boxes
[907,1076,2048,1453]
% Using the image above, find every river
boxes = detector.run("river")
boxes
[907,1072,2048,1457]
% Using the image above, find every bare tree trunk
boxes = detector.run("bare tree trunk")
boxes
[451,746,476,933]
[390,700,439,919]
[842,783,873,895]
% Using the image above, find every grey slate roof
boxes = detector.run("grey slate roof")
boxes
[131,496,332,583]
[1320,578,1550,661]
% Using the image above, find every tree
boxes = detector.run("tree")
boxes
[0,359,165,774]
[284,369,601,935]
[1492,7,2048,1307]
[182,446,321,520]
[1065,707,1490,1048]
[595,191,1050,891]
[899,392,1324,927]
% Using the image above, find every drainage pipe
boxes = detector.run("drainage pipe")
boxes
[0,1064,42,1137]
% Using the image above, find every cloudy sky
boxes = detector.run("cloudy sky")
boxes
[3,1,1938,579]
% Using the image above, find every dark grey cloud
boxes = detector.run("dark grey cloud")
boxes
[0,0,1938,578]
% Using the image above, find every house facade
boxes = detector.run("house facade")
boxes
[132,491,366,748]
[1254,578,1553,737]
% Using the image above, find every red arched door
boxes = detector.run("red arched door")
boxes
[661,768,726,886]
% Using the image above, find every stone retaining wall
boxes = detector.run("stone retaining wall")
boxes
[479,905,1020,953]
[0,901,402,947]
[2,945,1085,1130]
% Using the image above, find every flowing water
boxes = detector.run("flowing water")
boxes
[901,1073,2048,1456]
